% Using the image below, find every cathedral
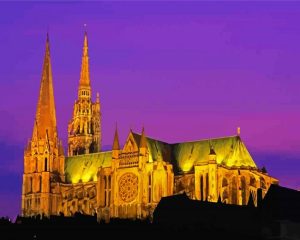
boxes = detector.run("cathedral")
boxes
[22,32,279,221]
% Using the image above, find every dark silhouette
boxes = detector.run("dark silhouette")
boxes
[153,185,300,239]
[1,184,299,240]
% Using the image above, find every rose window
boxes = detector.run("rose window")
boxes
[119,173,138,202]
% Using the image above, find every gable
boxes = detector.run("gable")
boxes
[123,131,139,152]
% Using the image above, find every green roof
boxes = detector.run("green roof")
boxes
[65,134,257,183]
[171,136,257,173]
[133,133,257,174]
[65,151,112,183]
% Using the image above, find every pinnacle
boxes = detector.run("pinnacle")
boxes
[113,124,120,150]
[79,31,90,88]
[32,33,58,141]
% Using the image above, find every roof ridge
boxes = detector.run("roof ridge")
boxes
[171,135,239,145]
[66,150,112,158]
[132,132,239,145]
[132,132,170,144]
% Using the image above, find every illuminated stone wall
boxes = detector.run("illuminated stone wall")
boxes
[97,131,174,222]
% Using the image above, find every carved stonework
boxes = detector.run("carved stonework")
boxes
[68,32,101,156]
[119,173,138,203]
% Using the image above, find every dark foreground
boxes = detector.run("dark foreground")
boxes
[0,215,268,240]
[1,185,300,240]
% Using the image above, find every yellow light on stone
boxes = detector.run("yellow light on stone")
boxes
[82,173,92,182]
[71,175,81,184]
[180,160,194,173]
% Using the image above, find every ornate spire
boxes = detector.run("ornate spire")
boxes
[112,123,120,150]
[79,31,90,89]
[68,30,101,156]
[32,33,57,140]
[140,127,147,148]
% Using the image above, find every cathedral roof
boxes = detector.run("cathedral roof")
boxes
[65,134,257,183]
[65,151,111,184]
[171,135,257,174]
[133,133,257,174]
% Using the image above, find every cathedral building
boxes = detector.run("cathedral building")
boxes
[22,32,279,221]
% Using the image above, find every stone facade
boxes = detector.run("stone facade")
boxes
[22,32,279,221]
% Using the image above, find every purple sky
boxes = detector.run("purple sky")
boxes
[1,1,300,219]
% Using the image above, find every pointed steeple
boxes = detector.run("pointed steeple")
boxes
[32,33,57,141]
[22,34,65,218]
[140,127,147,148]
[68,30,102,156]
[112,123,120,150]
[79,31,90,91]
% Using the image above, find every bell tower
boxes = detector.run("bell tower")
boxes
[68,31,101,156]
[22,34,65,217]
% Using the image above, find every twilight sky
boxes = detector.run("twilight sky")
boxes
[1,1,300,219]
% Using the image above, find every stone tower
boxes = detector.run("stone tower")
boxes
[68,31,101,156]
[22,34,65,217]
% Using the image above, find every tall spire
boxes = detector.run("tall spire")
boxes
[79,30,90,90]
[112,123,120,150]
[32,33,57,140]
[68,30,101,156]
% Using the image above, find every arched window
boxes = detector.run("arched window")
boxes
[250,176,256,187]
[78,147,85,155]
[35,158,38,172]
[148,174,152,203]
[260,177,266,189]
[39,176,42,192]
[200,175,204,201]
[231,176,237,204]
[44,158,48,171]
[89,142,95,153]
[222,190,229,203]
[222,178,228,187]
[108,176,111,206]
[240,176,247,205]
[104,176,107,206]
[206,173,209,201]
[108,176,111,188]
[29,177,33,193]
